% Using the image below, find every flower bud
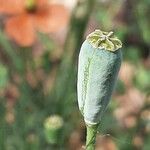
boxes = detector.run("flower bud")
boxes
[77,29,122,125]
[44,115,63,144]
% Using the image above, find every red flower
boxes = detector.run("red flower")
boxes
[0,0,69,46]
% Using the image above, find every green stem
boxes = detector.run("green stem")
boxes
[0,29,24,73]
[86,124,98,150]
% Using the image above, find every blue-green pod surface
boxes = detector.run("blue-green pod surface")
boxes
[77,30,122,125]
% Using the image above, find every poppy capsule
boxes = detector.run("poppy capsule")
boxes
[77,29,122,125]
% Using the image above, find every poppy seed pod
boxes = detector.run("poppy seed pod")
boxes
[77,29,122,125]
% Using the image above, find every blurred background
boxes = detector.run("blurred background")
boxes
[0,0,150,150]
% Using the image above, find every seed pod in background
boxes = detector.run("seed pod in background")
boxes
[44,115,63,144]
[77,29,122,126]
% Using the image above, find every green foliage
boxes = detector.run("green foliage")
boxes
[134,66,150,92]
[0,64,8,88]
[123,46,141,64]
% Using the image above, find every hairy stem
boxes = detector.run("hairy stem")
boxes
[86,124,98,150]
